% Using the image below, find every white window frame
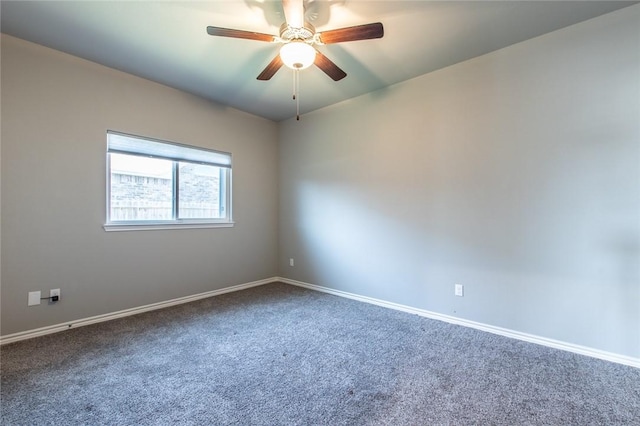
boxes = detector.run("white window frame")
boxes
[104,131,233,232]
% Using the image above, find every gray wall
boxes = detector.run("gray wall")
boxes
[1,35,279,335]
[279,6,640,358]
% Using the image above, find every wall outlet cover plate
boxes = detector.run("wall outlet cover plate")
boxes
[28,291,41,306]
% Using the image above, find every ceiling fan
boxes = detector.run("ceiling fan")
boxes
[206,0,383,119]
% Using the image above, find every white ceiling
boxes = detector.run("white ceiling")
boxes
[1,1,637,122]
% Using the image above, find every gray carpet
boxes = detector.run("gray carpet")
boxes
[1,282,639,425]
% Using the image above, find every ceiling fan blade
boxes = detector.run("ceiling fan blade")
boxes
[282,0,304,28]
[318,22,384,44]
[257,55,284,80]
[314,50,346,81]
[206,26,275,42]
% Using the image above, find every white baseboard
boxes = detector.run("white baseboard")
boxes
[4,276,638,369]
[0,277,277,345]
[279,277,640,369]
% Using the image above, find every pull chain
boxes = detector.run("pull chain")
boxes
[291,68,302,121]
[292,68,296,101]
[295,69,300,121]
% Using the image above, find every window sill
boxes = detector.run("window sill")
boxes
[103,222,235,232]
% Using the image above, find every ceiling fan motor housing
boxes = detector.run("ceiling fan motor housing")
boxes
[279,22,316,43]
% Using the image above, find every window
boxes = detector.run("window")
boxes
[105,131,232,231]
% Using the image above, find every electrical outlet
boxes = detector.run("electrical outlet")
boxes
[28,291,41,306]
[50,288,61,302]
[454,284,464,297]
[289,258,294,267]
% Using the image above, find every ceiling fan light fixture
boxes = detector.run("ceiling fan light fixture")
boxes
[280,41,316,70]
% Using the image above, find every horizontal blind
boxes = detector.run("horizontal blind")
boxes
[107,131,231,168]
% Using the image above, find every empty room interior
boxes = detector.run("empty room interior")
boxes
[1,1,639,424]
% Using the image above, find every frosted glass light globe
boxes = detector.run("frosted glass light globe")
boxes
[280,41,316,70]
